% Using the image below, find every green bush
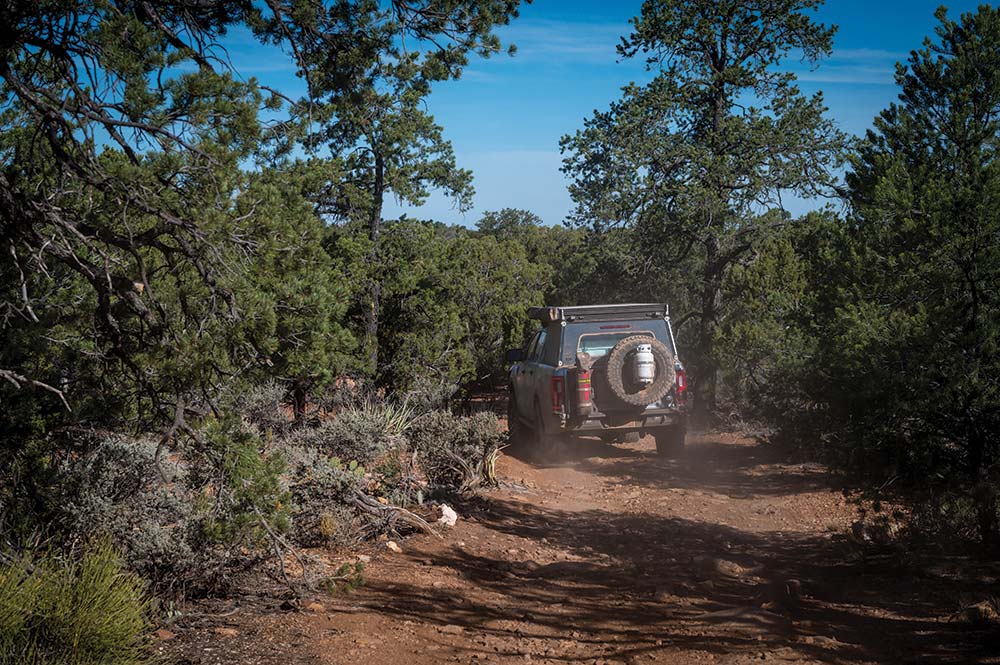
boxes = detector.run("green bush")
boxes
[408,411,505,493]
[0,540,150,665]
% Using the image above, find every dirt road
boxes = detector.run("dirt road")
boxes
[166,432,998,664]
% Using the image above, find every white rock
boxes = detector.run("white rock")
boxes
[437,504,459,528]
[386,541,402,553]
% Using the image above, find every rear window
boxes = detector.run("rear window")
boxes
[577,331,653,358]
[561,319,674,366]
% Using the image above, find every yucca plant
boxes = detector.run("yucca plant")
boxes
[352,397,419,437]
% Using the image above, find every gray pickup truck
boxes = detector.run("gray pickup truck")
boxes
[505,303,688,456]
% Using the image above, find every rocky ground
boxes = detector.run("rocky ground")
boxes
[161,431,1000,664]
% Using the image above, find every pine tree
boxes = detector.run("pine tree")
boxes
[560,0,846,421]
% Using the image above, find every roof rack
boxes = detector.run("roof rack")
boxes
[528,303,669,323]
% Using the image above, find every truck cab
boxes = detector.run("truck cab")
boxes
[506,303,688,456]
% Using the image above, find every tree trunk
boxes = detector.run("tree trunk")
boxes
[970,429,999,545]
[292,380,308,427]
[693,237,721,425]
[365,152,385,376]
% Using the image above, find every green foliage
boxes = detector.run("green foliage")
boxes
[232,381,295,439]
[0,541,151,665]
[322,561,366,594]
[328,218,550,397]
[293,401,409,468]
[715,211,837,423]
[837,4,1000,481]
[278,441,364,547]
[194,416,290,547]
[0,0,519,566]
[746,6,1000,544]
[57,421,289,597]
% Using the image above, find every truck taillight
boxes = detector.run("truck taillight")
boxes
[675,369,687,404]
[575,369,592,416]
[551,376,565,415]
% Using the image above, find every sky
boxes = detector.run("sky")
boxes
[238,1,988,227]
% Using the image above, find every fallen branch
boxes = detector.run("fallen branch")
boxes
[353,492,442,539]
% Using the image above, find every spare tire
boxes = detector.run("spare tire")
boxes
[601,335,676,408]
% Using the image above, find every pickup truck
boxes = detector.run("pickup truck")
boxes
[505,303,688,456]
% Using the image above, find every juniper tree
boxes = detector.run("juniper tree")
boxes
[844,6,1000,540]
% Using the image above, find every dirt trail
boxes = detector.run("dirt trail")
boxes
[166,433,999,664]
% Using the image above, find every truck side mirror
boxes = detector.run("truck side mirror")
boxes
[504,348,524,363]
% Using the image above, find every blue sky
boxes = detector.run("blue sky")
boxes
[239,1,987,226]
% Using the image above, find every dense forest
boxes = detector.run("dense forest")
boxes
[1,0,999,661]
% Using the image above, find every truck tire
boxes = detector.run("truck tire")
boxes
[531,400,562,461]
[507,392,528,445]
[602,335,675,408]
[655,425,685,457]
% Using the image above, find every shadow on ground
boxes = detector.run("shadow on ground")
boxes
[357,434,999,664]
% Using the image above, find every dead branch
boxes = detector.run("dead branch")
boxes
[0,368,71,411]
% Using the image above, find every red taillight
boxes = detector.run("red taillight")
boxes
[575,369,592,415]
[675,369,687,404]
[551,376,565,414]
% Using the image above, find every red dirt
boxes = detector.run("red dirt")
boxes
[161,432,1000,664]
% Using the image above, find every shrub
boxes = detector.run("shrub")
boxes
[0,540,151,665]
[293,399,415,467]
[60,434,203,595]
[233,381,294,438]
[276,442,365,547]
[408,411,505,493]
[192,415,290,545]
[61,417,290,597]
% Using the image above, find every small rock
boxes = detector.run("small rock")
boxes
[440,624,465,635]
[306,602,325,613]
[357,554,371,564]
[386,541,402,553]
[154,628,176,641]
[438,504,459,527]
[213,627,238,638]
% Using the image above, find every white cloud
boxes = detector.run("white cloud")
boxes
[495,19,632,65]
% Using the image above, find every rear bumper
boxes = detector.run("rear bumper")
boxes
[560,408,686,433]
